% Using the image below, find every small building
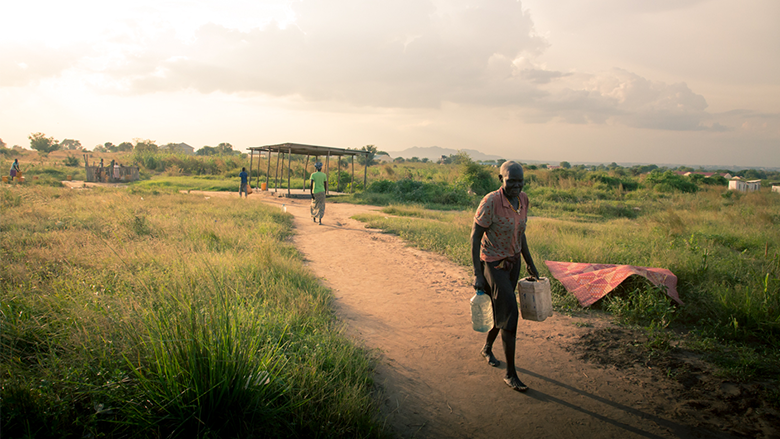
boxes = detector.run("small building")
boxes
[160,142,196,155]
[729,179,761,192]
[772,185,780,194]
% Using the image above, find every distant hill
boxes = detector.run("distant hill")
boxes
[383,146,503,162]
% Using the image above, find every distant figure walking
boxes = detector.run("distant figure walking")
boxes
[113,161,120,181]
[9,159,20,181]
[310,162,328,224]
[239,167,249,198]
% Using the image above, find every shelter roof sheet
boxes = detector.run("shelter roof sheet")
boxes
[248,143,368,157]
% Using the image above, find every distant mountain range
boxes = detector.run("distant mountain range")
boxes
[382,146,503,162]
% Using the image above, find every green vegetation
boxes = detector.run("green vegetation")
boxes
[0,186,385,438]
[353,186,780,389]
[28,132,60,155]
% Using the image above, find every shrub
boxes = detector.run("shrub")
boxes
[645,171,698,193]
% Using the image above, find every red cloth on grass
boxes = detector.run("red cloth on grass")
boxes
[544,261,682,307]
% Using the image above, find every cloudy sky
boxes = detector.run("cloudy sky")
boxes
[1,0,778,167]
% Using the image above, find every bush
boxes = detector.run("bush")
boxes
[645,171,698,193]
[63,155,80,167]
[363,178,475,207]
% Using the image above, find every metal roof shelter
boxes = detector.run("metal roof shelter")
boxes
[247,143,370,197]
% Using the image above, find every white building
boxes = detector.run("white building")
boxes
[728,179,761,192]
[772,185,780,194]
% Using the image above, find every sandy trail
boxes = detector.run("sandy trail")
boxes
[179,189,733,438]
[244,193,732,439]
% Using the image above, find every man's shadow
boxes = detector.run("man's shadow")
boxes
[511,367,735,439]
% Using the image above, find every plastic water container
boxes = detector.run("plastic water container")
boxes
[470,290,493,332]
[518,277,553,322]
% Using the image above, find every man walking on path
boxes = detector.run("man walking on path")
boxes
[310,162,328,224]
[471,161,540,392]
[239,167,249,198]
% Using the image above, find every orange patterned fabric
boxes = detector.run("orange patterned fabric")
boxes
[474,190,529,262]
[544,261,682,307]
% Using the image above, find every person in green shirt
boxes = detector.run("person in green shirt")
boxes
[310,162,328,224]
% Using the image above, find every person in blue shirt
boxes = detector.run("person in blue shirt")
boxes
[239,167,249,198]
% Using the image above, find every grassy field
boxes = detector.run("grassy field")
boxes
[352,187,780,396]
[0,185,386,438]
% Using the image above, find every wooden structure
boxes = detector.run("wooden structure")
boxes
[247,143,370,197]
[82,154,139,182]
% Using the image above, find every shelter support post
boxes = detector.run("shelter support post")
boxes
[303,155,309,190]
[336,154,341,192]
[274,148,282,192]
[326,152,330,195]
[265,149,271,189]
[351,156,354,193]
[248,150,253,190]
[287,147,292,197]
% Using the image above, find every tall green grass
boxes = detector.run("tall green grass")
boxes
[0,186,385,438]
[353,189,780,382]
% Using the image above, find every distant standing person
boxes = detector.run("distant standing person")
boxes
[310,162,328,224]
[471,161,540,392]
[9,159,20,181]
[113,161,120,181]
[239,167,249,198]
[96,158,104,182]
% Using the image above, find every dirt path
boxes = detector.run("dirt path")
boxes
[179,190,747,438]
[245,194,737,439]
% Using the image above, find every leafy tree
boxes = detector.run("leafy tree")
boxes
[117,142,133,152]
[457,153,496,196]
[738,169,767,180]
[29,132,60,155]
[217,143,237,155]
[60,139,82,150]
[410,157,420,163]
[196,146,218,156]
[393,157,405,163]
[64,155,80,167]
[497,159,507,167]
[0,138,6,149]
[134,139,158,154]
[357,144,377,166]
[560,161,571,169]
[196,143,238,156]
[645,170,698,193]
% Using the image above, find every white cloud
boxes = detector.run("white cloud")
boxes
[2,0,776,141]
[90,0,549,108]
